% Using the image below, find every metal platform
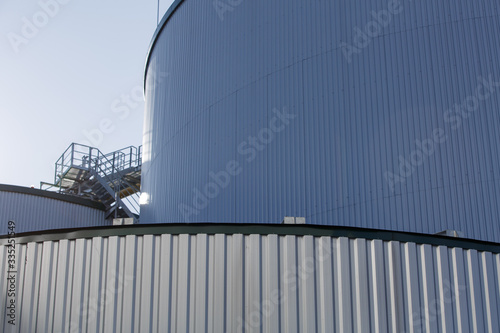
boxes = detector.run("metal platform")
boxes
[41,143,142,222]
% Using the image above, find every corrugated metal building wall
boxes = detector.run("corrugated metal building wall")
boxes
[2,225,500,332]
[141,0,500,243]
[0,185,108,234]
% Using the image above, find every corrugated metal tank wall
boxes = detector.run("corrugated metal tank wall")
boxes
[0,186,108,234]
[141,0,500,241]
[2,229,500,332]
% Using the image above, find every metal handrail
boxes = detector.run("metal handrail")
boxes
[54,143,142,184]
[90,147,141,197]
[50,143,142,216]
[92,159,140,215]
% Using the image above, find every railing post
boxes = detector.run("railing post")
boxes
[70,144,74,168]
[115,181,121,218]
[138,146,142,166]
[88,147,92,171]
[54,162,58,184]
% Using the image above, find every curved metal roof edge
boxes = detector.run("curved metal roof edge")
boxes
[0,184,106,211]
[144,0,185,92]
[2,222,500,253]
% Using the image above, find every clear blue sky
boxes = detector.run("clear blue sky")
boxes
[0,0,174,187]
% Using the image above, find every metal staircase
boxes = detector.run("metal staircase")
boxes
[40,143,142,222]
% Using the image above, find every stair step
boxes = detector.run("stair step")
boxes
[119,187,139,198]
[103,200,115,206]
[95,189,107,196]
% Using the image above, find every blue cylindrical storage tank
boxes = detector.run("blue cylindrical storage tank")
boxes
[141,0,500,241]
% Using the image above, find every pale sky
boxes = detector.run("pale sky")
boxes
[0,0,174,187]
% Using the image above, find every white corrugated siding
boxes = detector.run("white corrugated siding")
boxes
[0,191,108,234]
[1,232,500,332]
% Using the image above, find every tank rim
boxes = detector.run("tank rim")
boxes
[143,0,185,93]
[2,222,499,253]
[0,183,105,211]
